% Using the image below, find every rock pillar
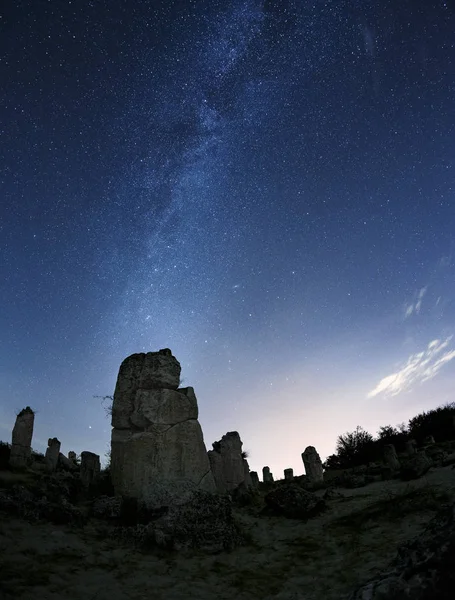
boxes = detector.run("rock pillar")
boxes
[301,446,324,482]
[250,471,259,487]
[405,439,417,456]
[383,444,400,470]
[45,437,61,472]
[9,407,34,469]
[81,451,100,487]
[207,431,249,492]
[262,466,274,483]
[110,349,216,508]
[284,468,294,481]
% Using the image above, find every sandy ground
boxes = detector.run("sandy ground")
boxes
[1,465,454,600]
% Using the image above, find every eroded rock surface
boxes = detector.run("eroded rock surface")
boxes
[301,446,324,483]
[284,468,294,481]
[111,349,215,508]
[208,431,249,493]
[400,450,432,480]
[80,451,100,488]
[45,438,61,473]
[263,466,274,483]
[383,444,400,470]
[9,407,34,469]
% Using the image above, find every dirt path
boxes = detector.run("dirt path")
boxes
[1,465,454,600]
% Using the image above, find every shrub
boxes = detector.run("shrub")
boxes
[408,402,455,444]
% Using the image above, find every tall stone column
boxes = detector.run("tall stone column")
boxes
[81,451,101,487]
[250,471,259,487]
[9,407,35,469]
[45,438,61,472]
[262,466,274,483]
[110,349,216,508]
[405,439,417,456]
[207,431,250,492]
[301,446,324,482]
[383,444,400,470]
[284,468,294,481]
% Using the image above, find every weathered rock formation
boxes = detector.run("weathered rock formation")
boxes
[400,450,432,480]
[383,444,400,470]
[68,451,77,462]
[45,437,61,472]
[80,451,100,487]
[262,466,274,483]
[284,468,294,481]
[425,444,446,466]
[405,439,417,456]
[110,349,216,508]
[301,446,324,482]
[208,431,249,493]
[243,458,252,488]
[9,407,34,469]
[250,471,259,487]
[58,452,78,472]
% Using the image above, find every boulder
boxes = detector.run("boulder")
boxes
[264,484,326,519]
[400,450,432,480]
[424,444,446,466]
[405,439,418,456]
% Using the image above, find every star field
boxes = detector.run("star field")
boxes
[1,0,455,475]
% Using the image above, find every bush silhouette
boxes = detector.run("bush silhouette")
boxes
[324,401,455,472]
[408,402,455,444]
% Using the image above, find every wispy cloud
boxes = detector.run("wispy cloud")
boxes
[368,336,455,398]
[404,286,427,319]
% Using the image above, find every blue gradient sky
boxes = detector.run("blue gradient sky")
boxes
[1,0,455,478]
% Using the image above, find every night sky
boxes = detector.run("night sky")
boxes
[1,0,455,478]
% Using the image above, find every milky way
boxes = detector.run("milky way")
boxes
[1,0,455,476]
